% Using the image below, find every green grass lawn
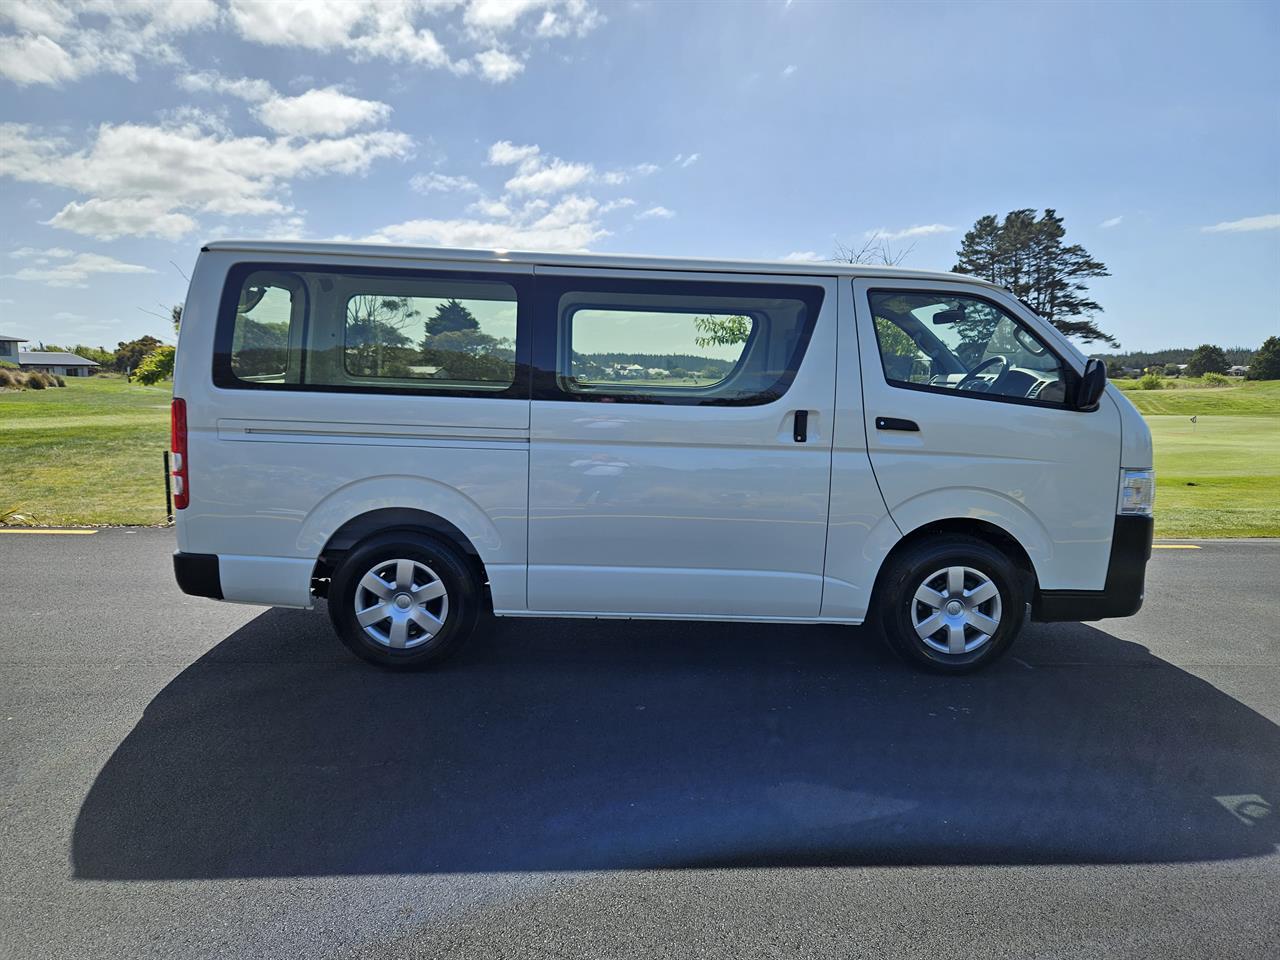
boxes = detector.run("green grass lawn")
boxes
[0,376,172,526]
[2,374,1278,536]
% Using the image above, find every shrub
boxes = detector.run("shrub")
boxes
[0,369,14,388]
[1200,372,1229,387]
[133,344,176,385]
[26,372,47,389]
[0,359,18,370]
[1137,373,1163,390]
[53,374,66,387]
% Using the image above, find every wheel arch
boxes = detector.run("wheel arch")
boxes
[311,507,489,603]
[871,516,1039,606]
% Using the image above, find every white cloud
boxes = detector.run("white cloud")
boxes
[466,0,601,38]
[5,249,154,287]
[672,153,699,168]
[48,197,198,241]
[1100,215,1123,229]
[473,48,524,82]
[227,0,451,66]
[178,71,274,102]
[367,193,607,251]
[254,87,393,137]
[637,205,674,220]
[505,159,593,195]
[867,223,955,241]
[488,140,542,168]
[468,197,513,218]
[600,197,635,213]
[52,310,85,321]
[782,250,823,262]
[412,171,480,194]
[0,119,413,240]
[1201,213,1280,233]
[485,140,593,194]
[781,64,797,78]
[0,0,218,87]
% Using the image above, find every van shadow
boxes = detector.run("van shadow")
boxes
[73,610,1280,879]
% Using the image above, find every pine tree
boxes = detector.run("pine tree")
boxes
[1246,336,1280,381]
[425,298,479,337]
[954,209,1116,345]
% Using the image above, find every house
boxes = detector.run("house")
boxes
[1228,365,1249,376]
[2,334,102,377]
[0,334,25,365]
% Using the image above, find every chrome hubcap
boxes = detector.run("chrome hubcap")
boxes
[354,558,449,650]
[910,565,1002,656]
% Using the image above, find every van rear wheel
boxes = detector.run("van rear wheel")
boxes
[873,535,1025,674]
[328,533,480,669]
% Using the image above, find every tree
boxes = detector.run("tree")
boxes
[692,314,751,349]
[114,335,164,374]
[1184,343,1228,378]
[171,304,183,333]
[1246,336,1280,381]
[954,208,1117,345]
[833,234,914,266]
[425,298,479,336]
[133,345,175,385]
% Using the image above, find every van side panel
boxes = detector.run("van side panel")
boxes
[174,251,531,610]
[819,277,902,620]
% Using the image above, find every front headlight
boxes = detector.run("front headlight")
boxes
[1119,468,1155,517]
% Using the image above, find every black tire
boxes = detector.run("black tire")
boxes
[327,532,481,669]
[872,535,1026,674]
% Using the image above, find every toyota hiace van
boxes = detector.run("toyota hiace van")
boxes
[171,242,1154,673]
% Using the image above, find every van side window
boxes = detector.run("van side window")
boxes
[869,291,1069,406]
[340,280,516,388]
[545,280,823,405]
[214,264,525,397]
[229,274,299,382]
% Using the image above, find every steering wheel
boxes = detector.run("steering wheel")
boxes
[956,355,1007,391]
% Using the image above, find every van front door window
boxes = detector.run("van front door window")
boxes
[869,291,1068,405]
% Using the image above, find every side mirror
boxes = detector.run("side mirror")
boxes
[1076,357,1107,410]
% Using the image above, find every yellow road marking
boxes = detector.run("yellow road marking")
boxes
[0,529,98,535]
[1153,544,1201,549]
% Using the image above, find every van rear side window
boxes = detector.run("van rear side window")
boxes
[538,278,823,405]
[214,264,526,398]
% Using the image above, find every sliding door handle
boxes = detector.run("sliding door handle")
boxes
[793,410,809,442]
[875,416,919,432]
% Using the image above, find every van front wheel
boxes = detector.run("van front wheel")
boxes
[874,535,1025,673]
[328,533,480,669]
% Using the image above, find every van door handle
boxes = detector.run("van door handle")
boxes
[793,410,809,443]
[875,417,919,432]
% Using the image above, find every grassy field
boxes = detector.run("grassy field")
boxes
[0,376,171,526]
[1,374,1278,535]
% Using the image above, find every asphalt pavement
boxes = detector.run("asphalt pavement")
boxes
[1,530,1278,959]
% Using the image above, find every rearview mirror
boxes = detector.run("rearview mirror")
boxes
[931,308,965,326]
[1076,357,1107,410]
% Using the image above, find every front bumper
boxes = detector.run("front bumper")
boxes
[1032,514,1154,622]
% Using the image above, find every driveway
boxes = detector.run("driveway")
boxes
[1,531,1277,958]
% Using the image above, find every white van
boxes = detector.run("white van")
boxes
[171,242,1154,673]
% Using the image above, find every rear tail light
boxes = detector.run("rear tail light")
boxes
[170,398,189,510]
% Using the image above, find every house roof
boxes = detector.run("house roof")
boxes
[18,351,100,366]
[0,334,30,342]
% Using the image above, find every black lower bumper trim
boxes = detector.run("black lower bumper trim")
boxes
[174,551,222,600]
[1033,515,1153,621]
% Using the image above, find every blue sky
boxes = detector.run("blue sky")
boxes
[1,0,1276,353]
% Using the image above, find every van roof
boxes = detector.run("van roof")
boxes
[201,240,1003,288]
